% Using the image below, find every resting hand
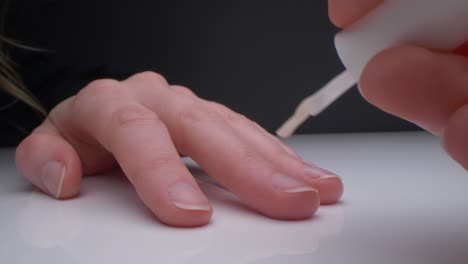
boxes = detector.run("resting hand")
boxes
[15,72,343,227]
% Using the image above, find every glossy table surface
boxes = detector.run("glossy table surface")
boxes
[1,132,467,264]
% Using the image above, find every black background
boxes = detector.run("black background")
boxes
[6,0,419,134]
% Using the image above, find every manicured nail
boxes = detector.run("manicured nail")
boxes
[272,174,318,193]
[168,182,211,211]
[41,161,66,199]
[304,163,340,180]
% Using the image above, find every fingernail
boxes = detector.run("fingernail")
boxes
[168,182,211,211]
[305,166,340,180]
[41,161,66,199]
[303,162,340,180]
[272,174,318,193]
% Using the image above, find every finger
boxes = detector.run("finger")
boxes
[203,100,301,158]
[170,86,302,159]
[45,96,118,176]
[205,101,344,204]
[15,115,82,199]
[328,0,382,28]
[73,78,212,227]
[455,41,468,57]
[127,74,321,220]
[170,85,302,159]
[360,45,468,135]
[442,104,468,170]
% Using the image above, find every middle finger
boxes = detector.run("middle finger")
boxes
[71,78,212,226]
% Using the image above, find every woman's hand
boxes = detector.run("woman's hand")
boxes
[15,72,343,227]
[329,0,468,169]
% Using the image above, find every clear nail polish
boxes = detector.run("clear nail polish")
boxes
[304,166,339,180]
[41,161,66,199]
[272,174,318,193]
[168,182,211,211]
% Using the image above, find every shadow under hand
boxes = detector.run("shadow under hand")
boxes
[15,163,345,263]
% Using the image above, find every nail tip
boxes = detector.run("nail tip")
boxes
[304,166,340,180]
[172,202,211,211]
[168,182,211,211]
[320,174,340,180]
[273,174,318,193]
[284,187,319,194]
[54,166,66,199]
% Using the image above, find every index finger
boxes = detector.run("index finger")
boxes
[328,0,383,28]
[71,79,212,227]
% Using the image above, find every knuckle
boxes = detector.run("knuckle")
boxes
[47,96,75,123]
[228,112,247,123]
[172,99,223,151]
[221,111,241,123]
[177,99,221,126]
[250,120,268,133]
[75,79,121,109]
[237,148,265,170]
[81,79,120,98]
[207,101,227,111]
[250,120,262,129]
[133,71,168,87]
[171,85,196,97]
[111,104,162,128]
[72,80,123,131]
[207,101,246,123]
[148,156,180,170]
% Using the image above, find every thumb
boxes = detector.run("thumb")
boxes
[442,105,468,170]
[15,118,82,199]
[359,45,468,169]
[328,0,383,28]
[359,45,468,135]
[445,43,468,169]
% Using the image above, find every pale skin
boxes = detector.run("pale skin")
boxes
[15,72,344,227]
[14,1,467,227]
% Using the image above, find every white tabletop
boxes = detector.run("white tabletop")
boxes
[0,132,467,264]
